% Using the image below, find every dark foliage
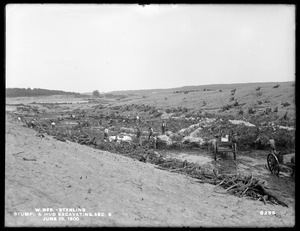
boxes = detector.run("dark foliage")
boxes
[6,88,80,97]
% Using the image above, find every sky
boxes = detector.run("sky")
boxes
[6,4,295,93]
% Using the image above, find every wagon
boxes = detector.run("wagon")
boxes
[267,151,295,177]
[213,136,237,160]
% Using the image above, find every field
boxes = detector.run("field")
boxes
[5,82,295,227]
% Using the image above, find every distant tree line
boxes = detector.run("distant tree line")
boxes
[6,88,81,97]
[105,93,127,99]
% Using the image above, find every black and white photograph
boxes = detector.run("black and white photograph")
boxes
[5,4,295,227]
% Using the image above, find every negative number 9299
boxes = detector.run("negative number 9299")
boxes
[260,211,276,215]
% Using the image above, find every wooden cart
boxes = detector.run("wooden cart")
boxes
[267,151,295,177]
[214,137,237,160]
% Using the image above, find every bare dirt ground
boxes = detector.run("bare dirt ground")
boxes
[5,113,295,227]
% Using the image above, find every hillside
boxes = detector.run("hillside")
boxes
[108,81,293,95]
[108,81,295,126]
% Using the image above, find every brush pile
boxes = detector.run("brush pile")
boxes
[212,173,289,207]
[153,159,289,207]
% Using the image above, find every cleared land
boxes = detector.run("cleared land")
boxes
[5,82,295,227]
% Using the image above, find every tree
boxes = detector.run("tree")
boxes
[93,90,100,97]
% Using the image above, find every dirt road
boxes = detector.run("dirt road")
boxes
[5,114,295,227]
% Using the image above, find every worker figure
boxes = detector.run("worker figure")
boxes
[50,120,56,128]
[148,127,154,141]
[229,129,237,145]
[29,119,36,128]
[161,121,166,135]
[114,135,118,143]
[269,139,276,153]
[153,135,157,149]
[136,127,142,146]
[104,127,109,142]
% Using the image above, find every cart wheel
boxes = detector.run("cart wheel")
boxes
[267,153,280,176]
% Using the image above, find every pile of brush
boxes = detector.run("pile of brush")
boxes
[154,160,289,207]
[213,173,288,207]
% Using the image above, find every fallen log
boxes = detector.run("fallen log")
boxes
[167,167,188,172]
[53,136,66,142]
[12,151,24,156]
[23,157,36,161]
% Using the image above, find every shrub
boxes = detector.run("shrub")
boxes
[229,97,235,102]
[92,90,100,97]
[248,107,255,114]
[273,84,280,88]
[256,86,261,91]
[257,100,263,105]
[272,130,293,149]
[203,101,207,106]
[177,107,188,113]
[165,108,172,113]
[256,92,262,96]
[219,89,222,92]
[222,104,232,111]
[273,107,278,112]
[233,101,239,106]
[281,102,290,107]
[264,108,271,115]
[238,109,244,115]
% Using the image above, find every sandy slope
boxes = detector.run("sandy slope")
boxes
[5,114,295,227]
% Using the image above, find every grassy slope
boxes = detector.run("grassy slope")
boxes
[111,81,295,122]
